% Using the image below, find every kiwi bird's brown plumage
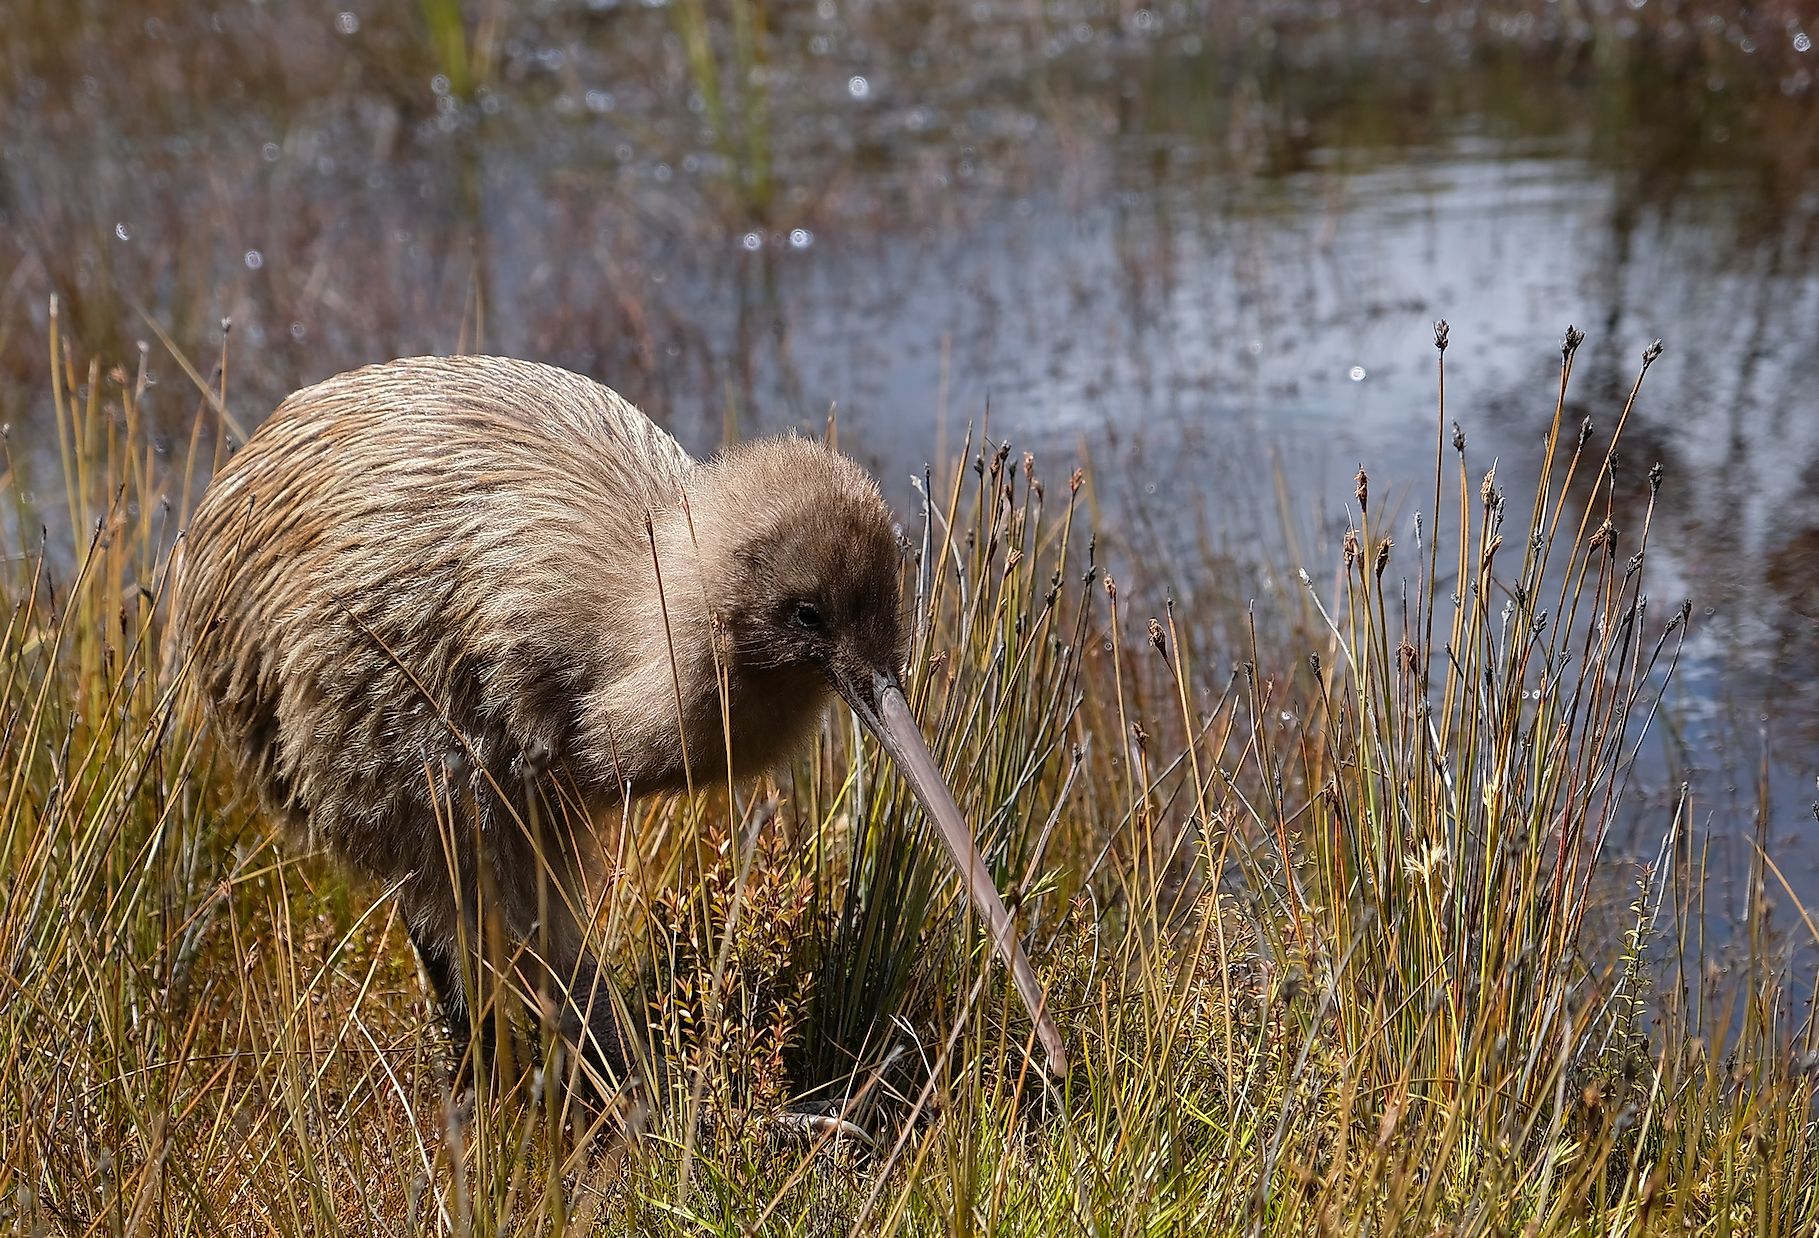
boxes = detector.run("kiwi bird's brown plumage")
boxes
[179,354,1064,1089]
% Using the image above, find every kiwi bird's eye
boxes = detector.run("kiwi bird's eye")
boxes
[792,601,824,631]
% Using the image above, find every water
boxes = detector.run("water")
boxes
[2,1,1816,903]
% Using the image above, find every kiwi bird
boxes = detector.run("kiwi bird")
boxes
[179,354,1065,1089]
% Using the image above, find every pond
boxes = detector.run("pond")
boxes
[3,0,1815,906]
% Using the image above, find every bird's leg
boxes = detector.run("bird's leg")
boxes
[501,880,636,1101]
[557,950,635,1096]
[402,811,507,1096]
[493,788,639,1106]
[406,915,496,1089]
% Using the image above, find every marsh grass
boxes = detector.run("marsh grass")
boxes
[1,313,1815,1235]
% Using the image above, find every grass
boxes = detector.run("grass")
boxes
[1,311,1816,1235]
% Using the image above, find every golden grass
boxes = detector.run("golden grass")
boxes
[1,311,1815,1235]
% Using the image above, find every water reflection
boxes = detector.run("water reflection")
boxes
[2,1,1815,876]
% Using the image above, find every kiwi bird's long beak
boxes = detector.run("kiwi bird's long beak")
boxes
[832,666,1067,1078]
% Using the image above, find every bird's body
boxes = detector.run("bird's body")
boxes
[180,354,1063,1087]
